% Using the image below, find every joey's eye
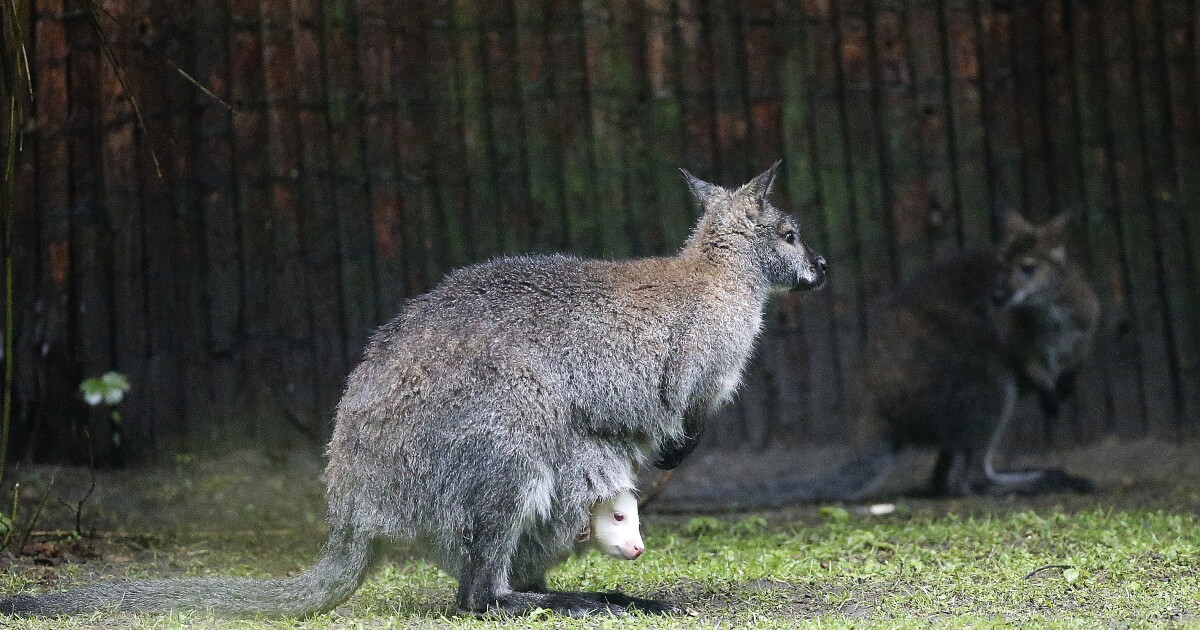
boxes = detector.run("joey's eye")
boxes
[1020,262,1037,276]
[613,512,625,522]
[784,230,797,245]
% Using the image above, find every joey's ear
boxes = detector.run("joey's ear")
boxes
[680,169,724,208]
[738,160,782,203]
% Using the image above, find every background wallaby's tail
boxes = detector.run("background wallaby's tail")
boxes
[659,450,896,511]
[0,525,375,618]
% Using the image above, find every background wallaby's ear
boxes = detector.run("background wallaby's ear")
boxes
[738,160,782,203]
[1002,209,1035,239]
[1041,210,1073,242]
[680,169,723,208]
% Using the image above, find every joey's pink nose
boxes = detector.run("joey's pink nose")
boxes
[630,545,644,559]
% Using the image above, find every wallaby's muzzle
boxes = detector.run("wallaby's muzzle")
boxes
[795,253,829,290]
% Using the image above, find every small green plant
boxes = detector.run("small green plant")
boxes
[80,371,130,407]
[819,505,851,522]
[729,515,769,536]
[685,516,724,537]
[80,371,130,448]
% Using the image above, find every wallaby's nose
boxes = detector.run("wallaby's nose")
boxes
[816,255,829,274]
[630,544,644,559]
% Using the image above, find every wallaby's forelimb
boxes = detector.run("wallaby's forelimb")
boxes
[638,469,675,509]
[653,432,701,471]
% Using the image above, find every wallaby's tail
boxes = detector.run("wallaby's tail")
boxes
[660,450,896,511]
[0,524,375,618]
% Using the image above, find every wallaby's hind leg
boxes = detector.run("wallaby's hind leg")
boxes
[929,377,1091,497]
[454,505,623,618]
[506,533,679,615]
[455,477,677,617]
[458,547,672,618]
[930,449,974,496]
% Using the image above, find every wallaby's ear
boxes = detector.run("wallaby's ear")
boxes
[1002,210,1035,239]
[1039,212,1072,262]
[738,160,782,203]
[680,169,722,208]
[1041,211,1073,242]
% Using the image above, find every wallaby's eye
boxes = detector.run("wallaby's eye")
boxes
[783,230,797,245]
[613,512,625,522]
[1020,261,1037,276]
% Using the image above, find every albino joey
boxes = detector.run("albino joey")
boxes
[576,489,644,560]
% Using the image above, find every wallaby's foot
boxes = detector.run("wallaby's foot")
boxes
[458,591,625,618]
[974,468,1094,496]
[654,432,702,470]
[1026,468,1094,494]
[584,591,682,615]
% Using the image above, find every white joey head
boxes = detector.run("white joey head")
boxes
[578,489,644,560]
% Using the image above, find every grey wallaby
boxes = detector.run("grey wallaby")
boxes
[668,211,1099,509]
[0,162,827,618]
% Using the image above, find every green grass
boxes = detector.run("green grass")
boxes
[2,505,1197,628]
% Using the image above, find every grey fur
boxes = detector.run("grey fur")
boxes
[1,163,826,618]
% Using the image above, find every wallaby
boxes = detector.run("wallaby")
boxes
[862,211,1099,497]
[576,489,644,560]
[664,212,1098,509]
[0,162,827,618]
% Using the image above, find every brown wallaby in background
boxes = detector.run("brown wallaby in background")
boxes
[1,162,828,618]
[863,211,1100,497]
[665,211,1098,508]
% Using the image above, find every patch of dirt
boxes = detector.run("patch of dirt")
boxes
[671,576,895,624]
[5,437,1196,539]
[644,437,1200,517]
[3,448,327,535]
[0,449,328,588]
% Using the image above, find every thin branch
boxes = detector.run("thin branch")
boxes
[1024,564,1072,580]
[17,471,56,552]
[74,431,98,536]
[87,0,236,114]
[1,104,14,492]
[7,0,32,101]
[0,0,28,494]
[86,1,163,178]
[161,56,237,114]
